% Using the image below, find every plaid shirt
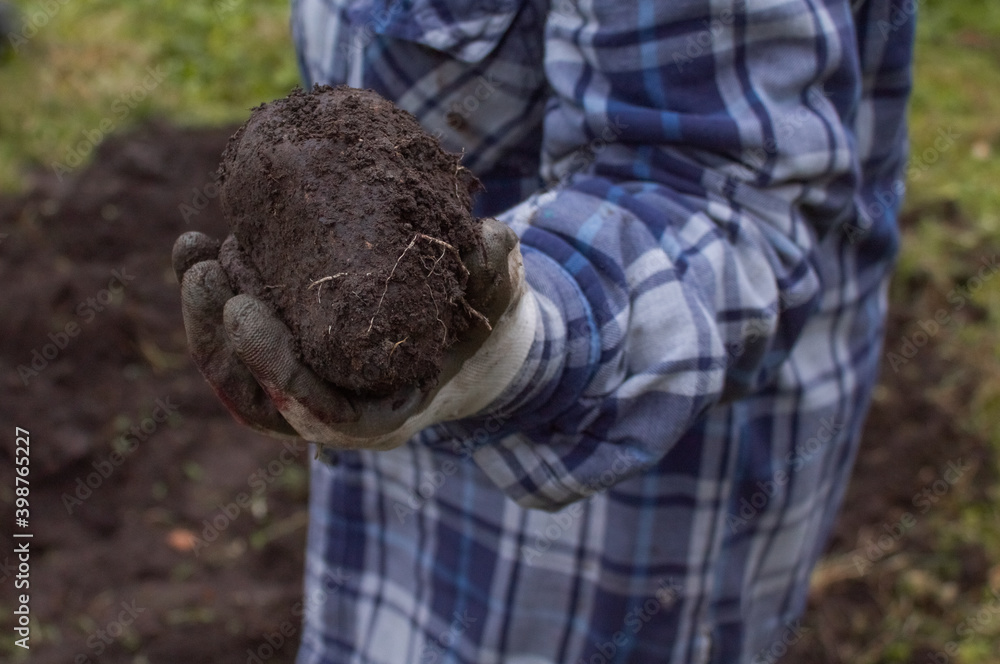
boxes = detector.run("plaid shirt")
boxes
[290,1,914,662]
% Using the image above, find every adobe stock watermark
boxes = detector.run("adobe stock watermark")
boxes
[73,599,146,663]
[392,412,506,524]
[925,587,1000,664]
[51,65,171,181]
[549,116,630,187]
[549,0,580,18]
[732,87,832,182]
[670,7,738,72]
[428,74,501,142]
[851,457,972,574]
[245,568,351,664]
[212,0,245,20]
[710,287,817,378]
[189,437,309,555]
[417,610,478,664]
[844,125,958,245]
[577,578,680,664]
[178,172,222,224]
[521,447,642,565]
[61,397,180,514]
[886,254,999,372]
[335,2,426,57]
[752,619,807,664]
[5,0,72,54]
[907,126,960,181]
[0,555,15,584]
[874,0,920,38]
[16,267,136,385]
[727,417,843,533]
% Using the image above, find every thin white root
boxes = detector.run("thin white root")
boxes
[413,233,469,279]
[308,273,348,303]
[388,337,408,359]
[463,303,492,331]
[366,233,490,335]
[367,235,420,334]
[426,282,447,344]
[426,246,448,277]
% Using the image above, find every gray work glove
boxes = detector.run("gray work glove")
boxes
[172,218,536,450]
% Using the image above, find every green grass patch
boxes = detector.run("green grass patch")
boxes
[0,0,300,191]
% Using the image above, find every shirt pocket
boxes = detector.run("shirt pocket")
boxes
[346,0,525,64]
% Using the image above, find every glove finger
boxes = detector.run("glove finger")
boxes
[436,218,525,389]
[180,261,297,437]
[223,294,361,432]
[224,294,430,445]
[173,232,223,284]
[462,217,518,325]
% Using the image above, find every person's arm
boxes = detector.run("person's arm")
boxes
[439,0,873,510]
[179,0,903,512]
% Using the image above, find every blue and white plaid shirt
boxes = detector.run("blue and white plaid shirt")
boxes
[289,1,914,662]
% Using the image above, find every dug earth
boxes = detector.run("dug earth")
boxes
[218,85,486,396]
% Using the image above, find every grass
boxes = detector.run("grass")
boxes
[0,0,998,662]
[904,0,1000,488]
[0,0,300,191]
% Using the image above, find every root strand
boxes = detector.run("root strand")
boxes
[308,273,347,303]
[366,233,490,335]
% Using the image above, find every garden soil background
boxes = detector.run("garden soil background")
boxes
[0,123,994,663]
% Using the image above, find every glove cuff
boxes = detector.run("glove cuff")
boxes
[338,246,537,449]
[427,252,537,422]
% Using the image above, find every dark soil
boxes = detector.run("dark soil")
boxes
[218,86,483,396]
[0,123,308,664]
[0,122,992,664]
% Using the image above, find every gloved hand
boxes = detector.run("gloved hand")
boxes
[172,218,536,450]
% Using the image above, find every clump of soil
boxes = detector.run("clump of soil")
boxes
[218,85,484,396]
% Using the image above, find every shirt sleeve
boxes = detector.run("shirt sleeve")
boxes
[442,0,873,510]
